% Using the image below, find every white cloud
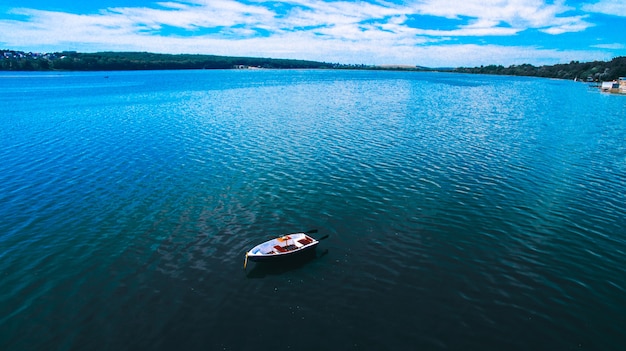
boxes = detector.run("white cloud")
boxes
[539,15,594,34]
[0,0,593,43]
[366,43,611,67]
[582,0,626,17]
[591,43,625,49]
[107,0,275,30]
[409,0,593,35]
[0,0,618,66]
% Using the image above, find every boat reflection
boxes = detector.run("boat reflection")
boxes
[245,249,328,279]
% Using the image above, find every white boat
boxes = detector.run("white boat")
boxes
[244,230,327,268]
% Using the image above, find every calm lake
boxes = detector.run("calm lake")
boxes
[1,69,625,350]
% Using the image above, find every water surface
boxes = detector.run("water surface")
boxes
[1,70,625,350]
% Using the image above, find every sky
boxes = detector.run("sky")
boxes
[0,0,625,67]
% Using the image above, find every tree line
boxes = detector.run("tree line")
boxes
[452,56,626,81]
[2,49,625,81]
[0,50,336,71]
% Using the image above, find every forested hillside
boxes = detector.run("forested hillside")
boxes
[453,56,626,81]
[2,49,625,81]
[0,50,335,71]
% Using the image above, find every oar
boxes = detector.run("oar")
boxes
[243,252,249,270]
[304,229,328,241]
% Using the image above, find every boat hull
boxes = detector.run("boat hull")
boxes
[247,242,319,262]
[245,232,321,264]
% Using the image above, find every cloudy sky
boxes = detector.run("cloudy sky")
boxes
[1,0,625,67]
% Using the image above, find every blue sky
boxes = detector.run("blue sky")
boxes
[1,0,625,67]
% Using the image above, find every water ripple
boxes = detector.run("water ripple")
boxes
[2,71,626,350]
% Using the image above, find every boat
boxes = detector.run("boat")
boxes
[244,230,327,268]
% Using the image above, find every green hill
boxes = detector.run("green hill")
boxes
[0,50,336,71]
[452,57,626,81]
[2,49,625,81]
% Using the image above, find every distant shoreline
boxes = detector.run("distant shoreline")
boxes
[2,49,625,81]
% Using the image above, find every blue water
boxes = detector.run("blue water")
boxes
[1,70,625,350]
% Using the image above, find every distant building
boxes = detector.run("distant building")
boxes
[619,77,626,93]
[601,80,620,93]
